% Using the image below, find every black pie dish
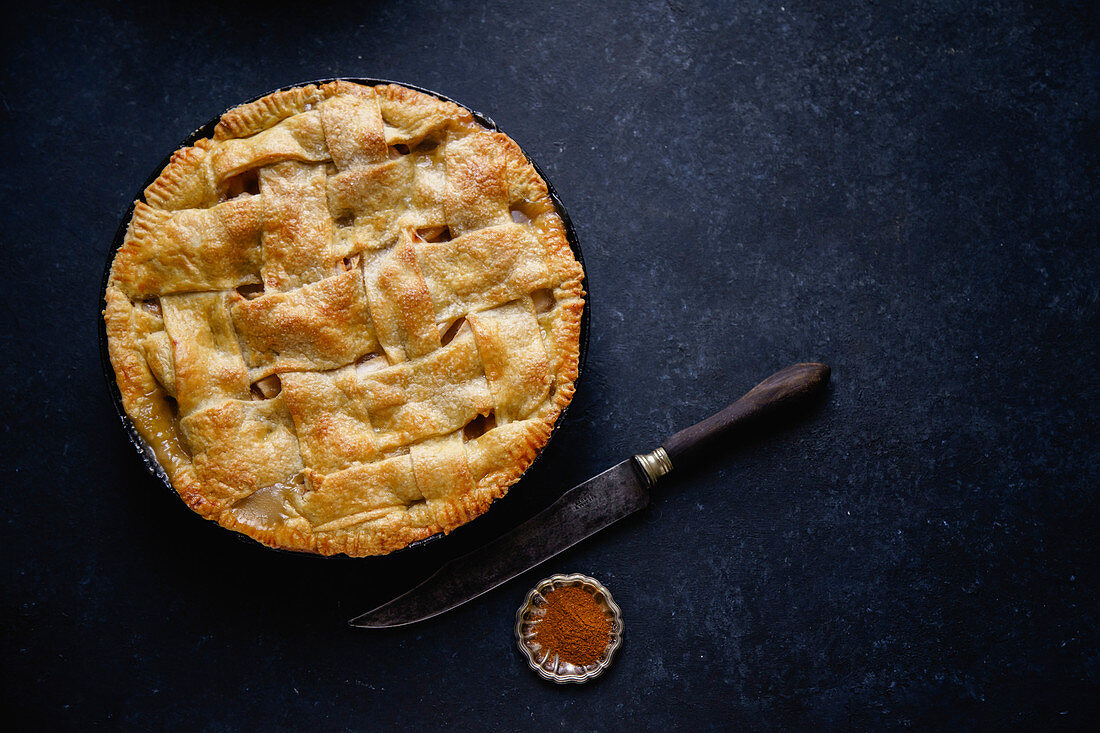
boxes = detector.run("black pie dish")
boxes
[98,78,590,558]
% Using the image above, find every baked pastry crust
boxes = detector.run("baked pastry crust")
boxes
[104,81,584,556]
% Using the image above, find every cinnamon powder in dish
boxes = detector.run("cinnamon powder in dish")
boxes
[531,585,612,666]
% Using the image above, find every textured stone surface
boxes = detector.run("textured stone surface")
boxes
[2,0,1096,728]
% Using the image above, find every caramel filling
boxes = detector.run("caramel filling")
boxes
[236,283,264,300]
[414,225,452,243]
[463,411,496,441]
[251,374,282,400]
[355,351,389,374]
[227,482,302,530]
[530,288,555,314]
[221,168,260,200]
[439,317,467,346]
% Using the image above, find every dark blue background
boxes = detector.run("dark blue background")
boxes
[3,1,1096,728]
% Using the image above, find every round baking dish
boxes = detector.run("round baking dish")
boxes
[98,78,589,557]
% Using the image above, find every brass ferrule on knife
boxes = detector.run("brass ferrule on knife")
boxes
[633,446,673,487]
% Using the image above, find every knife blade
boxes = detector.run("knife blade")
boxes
[349,362,830,628]
[349,459,647,628]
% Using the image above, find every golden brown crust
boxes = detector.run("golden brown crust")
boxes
[373,83,479,145]
[213,84,333,141]
[112,198,264,298]
[231,269,380,371]
[143,139,217,212]
[104,81,584,556]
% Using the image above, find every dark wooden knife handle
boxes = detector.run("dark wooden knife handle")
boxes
[660,363,830,469]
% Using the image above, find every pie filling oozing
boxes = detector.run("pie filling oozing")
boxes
[103,81,585,556]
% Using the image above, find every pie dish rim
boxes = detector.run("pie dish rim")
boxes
[97,77,590,558]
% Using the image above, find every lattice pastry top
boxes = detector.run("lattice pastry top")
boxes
[104,81,585,556]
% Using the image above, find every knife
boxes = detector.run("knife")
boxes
[349,362,830,628]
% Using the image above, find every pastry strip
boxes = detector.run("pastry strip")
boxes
[179,396,304,497]
[327,156,445,251]
[259,161,337,291]
[349,327,492,449]
[410,433,478,526]
[302,453,422,531]
[320,88,388,170]
[161,292,251,415]
[467,301,553,422]
[281,368,378,473]
[231,269,380,372]
[444,132,513,236]
[361,240,441,362]
[112,199,262,297]
[210,110,329,183]
[416,223,551,323]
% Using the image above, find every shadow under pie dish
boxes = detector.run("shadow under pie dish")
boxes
[102,80,586,557]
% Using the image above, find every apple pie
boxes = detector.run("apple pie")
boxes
[103,81,585,556]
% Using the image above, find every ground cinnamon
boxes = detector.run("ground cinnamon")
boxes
[531,586,612,666]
